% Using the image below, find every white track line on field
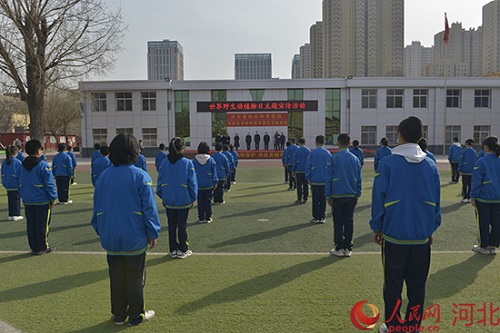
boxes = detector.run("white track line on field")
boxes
[0,321,23,333]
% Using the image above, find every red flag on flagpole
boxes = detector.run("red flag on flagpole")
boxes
[443,13,450,46]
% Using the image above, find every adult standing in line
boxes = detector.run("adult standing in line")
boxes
[245,133,252,150]
[279,132,286,150]
[254,131,261,150]
[263,132,270,150]
[233,133,240,151]
[274,131,280,150]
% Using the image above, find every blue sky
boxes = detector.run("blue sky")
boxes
[97,0,491,81]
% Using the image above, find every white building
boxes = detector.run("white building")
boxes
[404,41,433,77]
[80,77,500,156]
[147,40,184,81]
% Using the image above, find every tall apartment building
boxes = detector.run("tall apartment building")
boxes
[425,23,483,77]
[299,44,312,78]
[482,0,500,75]
[310,22,324,78]
[235,53,272,80]
[147,40,184,81]
[291,54,301,79]
[404,41,433,77]
[322,0,404,78]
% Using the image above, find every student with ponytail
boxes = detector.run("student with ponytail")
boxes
[1,145,23,221]
[470,136,500,255]
[157,137,198,259]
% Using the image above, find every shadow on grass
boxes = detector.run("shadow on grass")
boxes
[229,189,291,199]
[218,203,295,219]
[68,321,129,333]
[352,232,375,248]
[0,222,91,240]
[175,256,338,314]
[239,183,285,191]
[426,254,494,303]
[0,253,32,264]
[208,223,314,248]
[0,268,108,302]
[73,237,100,246]
[355,203,371,213]
[440,202,468,215]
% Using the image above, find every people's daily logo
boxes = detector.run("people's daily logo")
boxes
[350,300,380,330]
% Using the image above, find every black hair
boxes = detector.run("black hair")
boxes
[337,133,350,147]
[380,137,389,146]
[418,138,428,152]
[168,137,185,156]
[229,144,234,150]
[315,135,325,145]
[397,116,423,144]
[453,137,459,143]
[352,140,359,147]
[94,143,101,151]
[290,138,296,144]
[100,146,110,156]
[198,142,210,154]
[57,143,66,152]
[5,145,18,165]
[222,144,229,151]
[298,137,306,145]
[159,143,166,150]
[108,133,139,166]
[215,143,223,151]
[66,145,73,151]
[482,136,500,158]
[286,141,291,147]
[465,139,474,146]
[25,140,42,156]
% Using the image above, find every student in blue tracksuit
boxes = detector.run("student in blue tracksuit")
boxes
[66,145,78,185]
[1,145,23,221]
[418,138,436,162]
[477,149,486,160]
[16,149,25,162]
[459,139,478,203]
[292,138,311,204]
[52,143,74,204]
[211,143,230,204]
[157,137,197,259]
[284,139,298,190]
[326,134,362,257]
[349,140,364,167]
[19,139,58,255]
[305,135,331,223]
[222,145,235,192]
[374,137,392,172]
[154,143,167,173]
[91,133,160,326]
[91,146,111,187]
[91,143,101,167]
[448,137,463,183]
[470,136,500,255]
[134,153,148,172]
[229,144,238,184]
[193,142,218,223]
[370,117,441,333]
[282,141,291,183]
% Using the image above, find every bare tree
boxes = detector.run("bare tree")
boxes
[0,94,27,132]
[43,88,80,140]
[0,0,125,140]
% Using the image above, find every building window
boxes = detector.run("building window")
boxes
[211,90,227,145]
[362,89,377,109]
[250,89,265,101]
[386,89,404,108]
[413,89,428,108]
[361,126,377,145]
[142,92,157,111]
[386,126,398,145]
[91,93,107,112]
[445,125,461,144]
[474,126,490,143]
[142,128,157,147]
[116,92,133,111]
[175,90,190,147]
[288,89,304,139]
[446,89,461,108]
[325,89,341,145]
[474,90,491,108]
[116,128,133,135]
[92,129,107,145]
[423,125,428,138]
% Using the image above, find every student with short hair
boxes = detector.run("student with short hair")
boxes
[19,139,58,255]
[1,145,23,221]
[66,145,78,185]
[459,139,477,203]
[155,143,167,173]
[282,141,291,183]
[448,137,463,183]
[91,143,102,167]
[91,146,111,187]
[193,142,218,223]
[292,138,311,204]
[52,143,74,204]
[305,135,331,223]
[370,116,441,333]
[222,144,235,192]
[91,133,160,326]
[229,144,239,184]
[284,139,298,190]
[211,143,230,204]
[157,137,198,259]
[349,140,364,167]
[374,137,392,172]
[326,134,361,256]
[470,136,500,255]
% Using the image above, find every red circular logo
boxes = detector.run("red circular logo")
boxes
[350,300,380,330]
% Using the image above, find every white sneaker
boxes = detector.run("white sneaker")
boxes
[177,249,192,259]
[472,245,493,255]
[169,250,178,258]
[488,246,497,255]
[8,216,14,221]
[379,323,389,333]
[72,182,78,185]
[330,249,345,257]
[143,310,155,321]
[319,219,326,224]
[343,249,352,257]
[460,199,469,203]
[12,216,23,221]
[67,200,73,204]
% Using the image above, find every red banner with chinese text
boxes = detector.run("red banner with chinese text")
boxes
[237,151,283,159]
[226,113,288,127]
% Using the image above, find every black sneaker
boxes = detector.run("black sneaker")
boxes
[35,248,52,255]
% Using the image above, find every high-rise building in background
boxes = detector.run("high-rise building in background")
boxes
[299,44,312,78]
[291,54,301,79]
[322,0,404,78]
[147,40,184,81]
[482,0,500,75]
[404,41,433,77]
[425,23,482,77]
[310,22,324,78]
[235,53,272,80]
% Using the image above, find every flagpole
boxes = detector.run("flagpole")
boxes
[442,13,449,156]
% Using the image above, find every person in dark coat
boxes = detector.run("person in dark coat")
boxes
[254,131,261,150]
[234,133,240,150]
[215,134,222,146]
[279,133,286,150]
[245,133,252,150]
[263,132,270,150]
[274,131,280,150]
[221,134,228,146]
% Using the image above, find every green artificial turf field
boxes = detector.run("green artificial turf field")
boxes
[0,163,498,332]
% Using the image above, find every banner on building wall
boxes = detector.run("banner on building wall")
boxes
[237,151,283,159]
[226,113,288,127]
[197,100,318,113]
